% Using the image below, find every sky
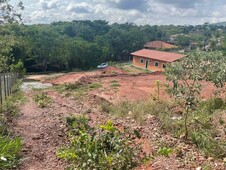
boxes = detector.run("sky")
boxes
[11,0,226,25]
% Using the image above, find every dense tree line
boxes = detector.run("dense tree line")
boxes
[1,20,226,72]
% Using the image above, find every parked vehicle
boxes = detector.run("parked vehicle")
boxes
[97,63,108,69]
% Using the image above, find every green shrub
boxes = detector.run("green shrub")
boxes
[10,60,26,78]
[33,92,52,108]
[57,117,145,170]
[200,98,225,114]
[157,147,173,157]
[0,136,22,169]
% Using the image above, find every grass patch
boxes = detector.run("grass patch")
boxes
[33,92,53,108]
[110,80,120,88]
[55,82,102,99]
[57,116,146,169]
[102,98,226,159]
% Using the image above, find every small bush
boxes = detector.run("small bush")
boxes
[57,117,145,169]
[33,92,52,108]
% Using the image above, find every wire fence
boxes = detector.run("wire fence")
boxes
[0,73,19,105]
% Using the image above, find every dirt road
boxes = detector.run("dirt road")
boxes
[13,90,84,170]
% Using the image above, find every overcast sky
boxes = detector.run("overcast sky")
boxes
[11,0,226,25]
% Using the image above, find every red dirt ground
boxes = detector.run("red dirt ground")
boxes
[46,66,126,85]
[45,66,222,104]
[16,67,225,170]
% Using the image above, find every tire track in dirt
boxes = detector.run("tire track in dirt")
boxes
[13,90,81,170]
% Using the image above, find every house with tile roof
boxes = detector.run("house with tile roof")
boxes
[144,40,178,50]
[131,49,186,71]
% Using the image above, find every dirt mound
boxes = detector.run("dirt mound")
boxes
[46,66,126,85]
[76,76,93,85]
[101,66,126,75]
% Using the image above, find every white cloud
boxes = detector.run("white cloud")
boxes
[10,0,226,25]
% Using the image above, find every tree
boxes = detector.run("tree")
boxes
[0,0,24,73]
[0,0,24,24]
[165,50,226,140]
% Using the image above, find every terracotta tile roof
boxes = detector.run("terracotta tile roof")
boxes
[144,41,178,49]
[131,49,186,62]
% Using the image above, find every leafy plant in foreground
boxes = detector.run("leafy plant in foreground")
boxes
[57,116,145,169]
[0,136,22,169]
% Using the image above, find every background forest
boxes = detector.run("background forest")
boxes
[2,20,226,72]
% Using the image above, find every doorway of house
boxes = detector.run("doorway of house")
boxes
[145,60,149,69]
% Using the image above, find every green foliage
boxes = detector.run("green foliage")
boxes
[190,131,226,158]
[33,92,52,108]
[57,116,145,169]
[1,80,25,117]
[157,147,173,157]
[110,80,120,88]
[0,0,24,24]
[0,0,24,74]
[0,136,22,169]
[104,100,173,124]
[0,80,23,169]
[165,50,226,139]
[0,115,7,136]
[10,60,26,77]
[0,20,226,72]
[201,98,226,114]
[105,97,226,159]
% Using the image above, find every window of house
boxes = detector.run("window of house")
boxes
[149,59,151,64]
[155,61,159,67]
[140,58,144,64]
[162,63,166,68]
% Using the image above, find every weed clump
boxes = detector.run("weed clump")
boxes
[33,92,52,108]
[57,116,146,169]
[110,80,120,88]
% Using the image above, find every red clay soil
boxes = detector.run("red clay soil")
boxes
[12,86,226,169]
[47,66,126,85]
[45,67,221,104]
[14,68,225,169]
[90,74,220,104]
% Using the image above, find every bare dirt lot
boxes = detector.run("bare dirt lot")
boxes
[45,66,220,104]
[14,66,225,170]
